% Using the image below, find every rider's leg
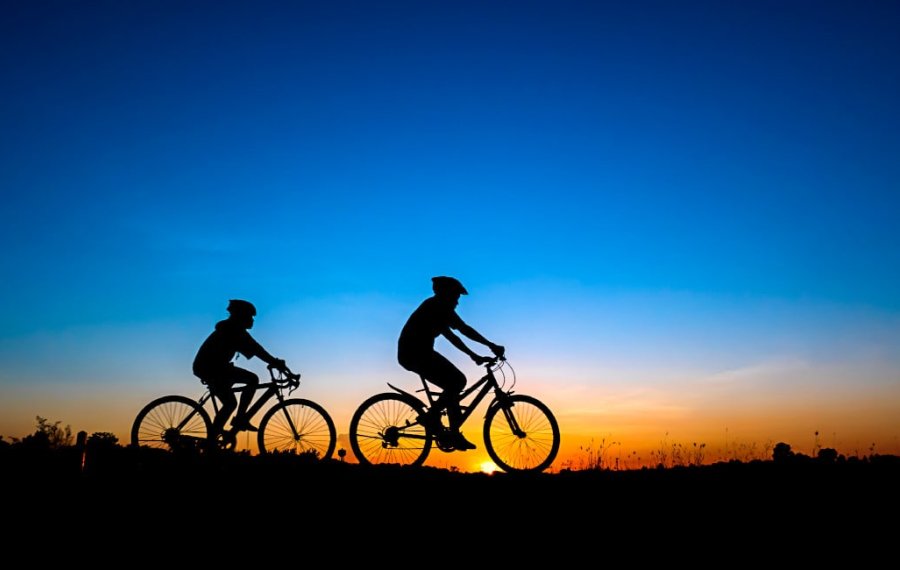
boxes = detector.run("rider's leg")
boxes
[211,384,237,436]
[230,367,260,430]
[423,354,478,450]
[422,352,467,432]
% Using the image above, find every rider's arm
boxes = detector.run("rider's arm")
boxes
[257,348,285,369]
[244,334,286,369]
[442,328,482,361]
[455,321,504,357]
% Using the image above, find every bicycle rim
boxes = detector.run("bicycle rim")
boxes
[131,395,211,451]
[484,394,560,473]
[258,398,337,459]
[349,393,432,467]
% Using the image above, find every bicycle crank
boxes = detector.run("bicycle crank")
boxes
[434,429,457,452]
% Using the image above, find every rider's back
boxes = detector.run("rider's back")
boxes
[397,296,461,363]
[193,319,262,378]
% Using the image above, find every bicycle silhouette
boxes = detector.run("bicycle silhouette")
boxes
[348,355,560,473]
[132,364,337,458]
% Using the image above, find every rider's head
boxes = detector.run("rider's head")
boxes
[432,276,468,302]
[227,299,256,327]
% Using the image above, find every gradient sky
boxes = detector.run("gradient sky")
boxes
[2,1,899,472]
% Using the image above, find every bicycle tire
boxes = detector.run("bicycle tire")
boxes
[258,398,337,459]
[131,394,212,451]
[483,394,560,473]
[349,392,432,467]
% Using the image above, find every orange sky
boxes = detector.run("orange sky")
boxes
[3,355,897,474]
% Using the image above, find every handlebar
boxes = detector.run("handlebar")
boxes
[482,354,506,368]
[268,363,301,387]
[481,353,514,390]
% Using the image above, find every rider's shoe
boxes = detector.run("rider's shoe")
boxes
[450,431,477,451]
[231,417,258,432]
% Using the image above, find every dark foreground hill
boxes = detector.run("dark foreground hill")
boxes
[4,442,898,544]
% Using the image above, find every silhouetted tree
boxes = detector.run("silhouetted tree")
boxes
[20,416,73,450]
[817,448,838,463]
[773,442,794,463]
[87,432,119,449]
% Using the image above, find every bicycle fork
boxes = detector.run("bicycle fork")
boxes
[497,399,527,438]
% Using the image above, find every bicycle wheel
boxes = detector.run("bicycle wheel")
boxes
[131,395,212,451]
[484,394,560,473]
[349,392,432,467]
[258,398,337,459]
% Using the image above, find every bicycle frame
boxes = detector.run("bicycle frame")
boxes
[206,366,304,436]
[349,355,559,471]
[201,379,285,425]
[386,359,515,432]
[134,365,337,458]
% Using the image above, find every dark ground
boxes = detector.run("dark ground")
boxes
[3,443,897,560]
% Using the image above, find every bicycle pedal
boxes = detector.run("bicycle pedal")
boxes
[434,432,456,452]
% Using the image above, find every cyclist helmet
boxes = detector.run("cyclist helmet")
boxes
[431,276,468,296]
[227,299,257,317]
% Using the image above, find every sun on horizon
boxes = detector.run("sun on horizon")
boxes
[480,461,499,474]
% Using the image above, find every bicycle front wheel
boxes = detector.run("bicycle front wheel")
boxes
[349,393,432,467]
[258,398,337,459]
[131,395,212,451]
[484,394,560,473]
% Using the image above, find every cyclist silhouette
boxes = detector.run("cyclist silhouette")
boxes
[192,299,287,436]
[398,276,505,450]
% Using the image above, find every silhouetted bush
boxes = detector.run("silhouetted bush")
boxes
[817,448,839,463]
[773,441,794,463]
[87,432,119,449]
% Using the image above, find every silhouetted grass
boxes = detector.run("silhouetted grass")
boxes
[3,418,898,520]
[3,423,898,557]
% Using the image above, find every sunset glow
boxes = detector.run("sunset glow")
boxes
[1,2,898,473]
[480,462,498,475]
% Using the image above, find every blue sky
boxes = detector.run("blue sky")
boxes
[2,1,898,469]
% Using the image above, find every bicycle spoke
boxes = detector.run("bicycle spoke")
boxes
[485,395,560,473]
[259,399,336,459]
[349,393,431,467]
[141,402,206,445]
[132,395,210,451]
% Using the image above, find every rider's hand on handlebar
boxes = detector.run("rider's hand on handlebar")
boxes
[272,358,287,371]
[490,344,506,359]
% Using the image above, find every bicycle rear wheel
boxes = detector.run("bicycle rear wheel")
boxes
[349,392,432,467]
[131,395,212,451]
[484,394,560,473]
[258,398,337,459]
